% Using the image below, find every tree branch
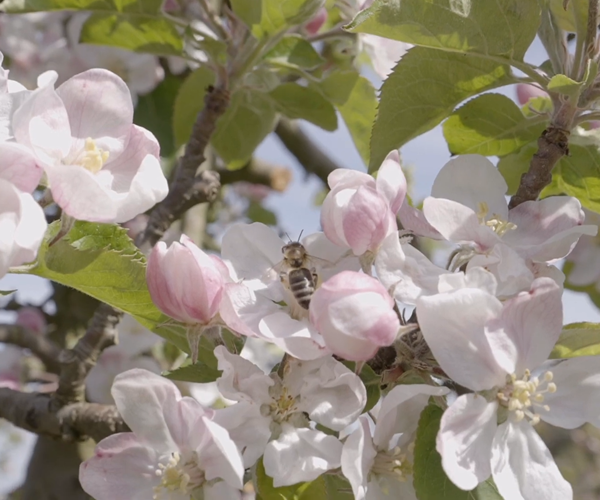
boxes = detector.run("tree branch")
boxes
[275,117,341,184]
[0,324,62,374]
[0,388,128,442]
[54,303,122,406]
[218,157,292,191]
[139,85,230,250]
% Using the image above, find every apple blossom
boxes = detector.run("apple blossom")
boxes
[220,222,359,359]
[147,234,226,362]
[417,277,600,499]
[0,179,47,278]
[341,384,448,500]
[213,346,366,485]
[321,150,406,266]
[12,68,168,223]
[309,271,401,361]
[79,368,244,500]
[564,208,600,289]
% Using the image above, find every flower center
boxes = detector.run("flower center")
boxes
[370,445,413,494]
[153,452,205,499]
[477,202,517,237]
[77,137,109,174]
[266,384,300,424]
[497,369,556,425]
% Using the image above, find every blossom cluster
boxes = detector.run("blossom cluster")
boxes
[0,50,168,280]
[77,143,600,499]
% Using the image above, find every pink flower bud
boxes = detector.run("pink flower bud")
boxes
[321,151,405,256]
[16,307,46,335]
[304,7,327,35]
[309,271,400,361]
[515,84,548,105]
[146,235,224,325]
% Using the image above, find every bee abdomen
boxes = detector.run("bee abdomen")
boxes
[288,268,316,310]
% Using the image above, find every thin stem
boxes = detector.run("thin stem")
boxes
[307,24,351,43]
[198,0,229,41]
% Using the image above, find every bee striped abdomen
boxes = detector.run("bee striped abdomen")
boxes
[288,268,316,309]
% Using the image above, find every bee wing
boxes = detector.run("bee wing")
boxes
[262,259,288,282]
[305,255,335,270]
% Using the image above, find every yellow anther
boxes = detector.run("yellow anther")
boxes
[80,138,109,174]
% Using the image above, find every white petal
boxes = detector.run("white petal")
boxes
[204,481,243,500]
[397,199,442,239]
[263,426,342,487]
[374,384,449,449]
[423,197,500,250]
[375,231,448,304]
[375,150,407,213]
[541,357,600,429]
[417,289,506,391]
[437,395,498,490]
[486,278,562,376]
[297,356,367,430]
[214,345,273,404]
[341,416,377,500]
[432,155,508,219]
[491,419,572,500]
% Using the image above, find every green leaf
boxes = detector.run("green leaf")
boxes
[172,66,216,148]
[80,13,183,55]
[0,290,16,296]
[269,83,337,131]
[443,94,547,156]
[163,336,222,382]
[252,0,325,38]
[255,458,329,500]
[211,89,278,169]
[549,0,588,34]
[264,35,325,70]
[2,0,183,56]
[318,70,377,167]
[359,363,381,413]
[23,221,188,352]
[134,74,182,157]
[369,46,516,170]
[547,73,583,99]
[550,322,600,359]
[230,0,262,28]
[247,201,278,226]
[414,405,503,500]
[346,0,540,61]
[552,144,600,213]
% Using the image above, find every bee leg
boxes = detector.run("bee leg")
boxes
[279,271,289,287]
[310,267,319,287]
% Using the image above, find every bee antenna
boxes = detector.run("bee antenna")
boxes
[297,230,304,242]
[285,232,292,243]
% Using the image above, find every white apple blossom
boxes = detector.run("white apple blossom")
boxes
[213,346,366,486]
[220,222,359,360]
[0,179,47,278]
[79,368,244,500]
[417,277,600,500]
[341,384,448,500]
[12,68,168,223]
[564,208,600,290]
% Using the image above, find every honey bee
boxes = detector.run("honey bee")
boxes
[271,240,331,312]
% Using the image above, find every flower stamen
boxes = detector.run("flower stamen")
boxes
[153,451,205,499]
[497,369,556,425]
[80,138,109,174]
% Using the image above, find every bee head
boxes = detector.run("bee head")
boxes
[282,242,307,267]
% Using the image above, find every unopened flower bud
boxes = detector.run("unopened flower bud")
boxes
[309,271,400,361]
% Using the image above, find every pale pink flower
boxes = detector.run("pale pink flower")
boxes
[309,271,400,361]
[12,69,168,223]
[15,307,46,335]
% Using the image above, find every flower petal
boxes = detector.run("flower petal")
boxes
[417,289,506,391]
[437,394,498,490]
[486,277,562,376]
[263,426,342,487]
[375,150,407,213]
[373,384,449,449]
[79,432,159,500]
[541,357,600,429]
[56,68,133,159]
[0,142,43,192]
[341,416,377,500]
[431,155,508,219]
[491,419,572,500]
